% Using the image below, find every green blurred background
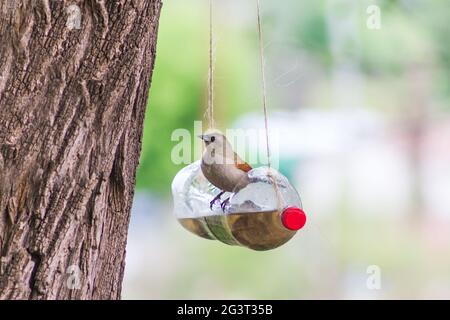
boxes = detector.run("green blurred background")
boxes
[123,0,450,299]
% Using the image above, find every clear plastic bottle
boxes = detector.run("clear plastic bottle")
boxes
[172,161,306,251]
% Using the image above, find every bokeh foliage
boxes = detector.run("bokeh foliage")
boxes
[137,0,450,194]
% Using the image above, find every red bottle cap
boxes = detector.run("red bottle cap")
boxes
[281,207,307,231]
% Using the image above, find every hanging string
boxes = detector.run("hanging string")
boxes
[256,0,271,170]
[256,0,285,209]
[207,0,215,129]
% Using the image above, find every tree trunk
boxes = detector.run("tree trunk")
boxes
[0,0,162,299]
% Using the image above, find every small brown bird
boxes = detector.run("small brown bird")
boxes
[199,131,252,210]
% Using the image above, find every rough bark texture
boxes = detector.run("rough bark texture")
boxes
[0,0,162,299]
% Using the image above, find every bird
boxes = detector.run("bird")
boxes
[199,130,252,210]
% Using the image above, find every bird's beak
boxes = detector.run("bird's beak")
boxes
[198,134,209,142]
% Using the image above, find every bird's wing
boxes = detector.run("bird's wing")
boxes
[234,153,252,172]
[236,162,252,172]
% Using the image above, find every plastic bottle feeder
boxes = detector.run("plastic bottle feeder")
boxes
[172,161,306,251]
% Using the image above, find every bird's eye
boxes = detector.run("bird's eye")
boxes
[210,136,216,142]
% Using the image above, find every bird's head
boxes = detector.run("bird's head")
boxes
[199,130,237,164]
[198,129,226,148]
[199,129,236,161]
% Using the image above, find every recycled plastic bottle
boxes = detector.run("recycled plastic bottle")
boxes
[172,161,306,251]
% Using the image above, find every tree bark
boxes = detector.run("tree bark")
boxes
[0,0,162,299]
